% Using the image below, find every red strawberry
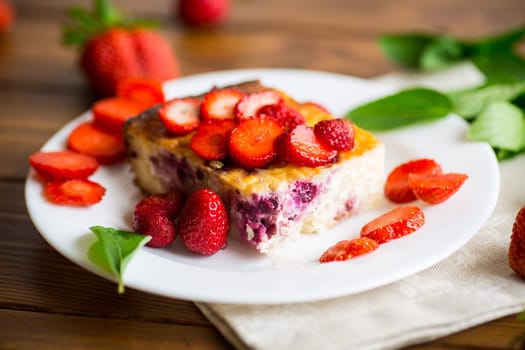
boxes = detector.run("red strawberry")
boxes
[257,103,306,132]
[67,121,126,165]
[0,0,13,33]
[282,124,337,167]
[159,97,201,135]
[314,118,355,152]
[63,1,179,96]
[92,97,150,134]
[44,179,106,206]
[319,237,379,263]
[408,172,468,204]
[229,116,284,169]
[177,0,230,27]
[133,192,181,248]
[360,206,425,244]
[200,88,245,120]
[509,205,525,278]
[234,90,283,121]
[116,78,166,107]
[384,158,443,204]
[29,150,99,181]
[190,119,235,161]
[177,188,229,255]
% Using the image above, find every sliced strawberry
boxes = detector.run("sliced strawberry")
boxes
[159,97,201,135]
[360,206,425,244]
[233,90,283,121]
[509,205,525,278]
[29,150,99,181]
[257,103,305,132]
[44,179,106,206]
[200,88,245,120]
[190,119,235,161]
[177,188,229,256]
[408,172,468,204]
[314,118,355,151]
[67,122,126,165]
[92,97,151,134]
[282,124,337,167]
[229,116,284,169]
[116,78,166,107]
[319,237,379,263]
[384,158,443,204]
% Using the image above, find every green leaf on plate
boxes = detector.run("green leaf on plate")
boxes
[378,33,437,69]
[447,81,525,119]
[88,226,151,294]
[467,101,525,153]
[346,88,453,130]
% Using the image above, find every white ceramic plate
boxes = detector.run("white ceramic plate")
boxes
[25,69,499,304]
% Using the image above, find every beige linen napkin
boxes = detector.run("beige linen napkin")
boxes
[196,64,525,350]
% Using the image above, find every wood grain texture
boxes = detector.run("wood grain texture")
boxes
[2,0,525,349]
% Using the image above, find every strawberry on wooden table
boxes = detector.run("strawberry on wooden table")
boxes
[0,0,13,33]
[360,206,425,244]
[63,0,179,96]
[29,150,99,181]
[177,0,230,27]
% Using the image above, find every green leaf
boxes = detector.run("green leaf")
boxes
[94,0,123,27]
[346,88,453,130]
[471,50,525,83]
[420,36,467,71]
[469,25,525,54]
[447,81,525,119]
[379,34,436,69]
[467,101,525,152]
[88,226,151,294]
[62,27,90,46]
[66,6,100,30]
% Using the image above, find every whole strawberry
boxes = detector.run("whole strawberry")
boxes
[0,0,13,33]
[177,188,229,255]
[177,0,230,27]
[63,0,179,96]
[509,205,525,278]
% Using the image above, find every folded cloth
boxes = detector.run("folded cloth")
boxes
[196,64,525,350]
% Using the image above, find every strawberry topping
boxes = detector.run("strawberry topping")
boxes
[116,77,166,107]
[190,119,235,161]
[384,158,443,204]
[319,237,379,263]
[92,96,150,134]
[200,88,244,120]
[257,103,306,132]
[29,150,99,181]
[282,124,338,167]
[229,116,284,169]
[234,90,283,121]
[159,97,201,135]
[408,172,468,204]
[360,206,425,244]
[44,179,106,206]
[314,118,355,151]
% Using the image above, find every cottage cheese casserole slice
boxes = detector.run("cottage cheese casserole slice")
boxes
[124,80,385,254]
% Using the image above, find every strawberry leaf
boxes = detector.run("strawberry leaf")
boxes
[88,226,151,294]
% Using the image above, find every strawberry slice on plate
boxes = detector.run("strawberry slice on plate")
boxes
[360,206,425,244]
[282,124,337,167]
[319,237,379,263]
[234,90,283,121]
[190,119,235,161]
[44,179,106,206]
[200,88,244,120]
[116,78,166,107]
[408,172,468,204]
[29,150,99,181]
[384,158,443,203]
[92,97,150,134]
[159,97,201,135]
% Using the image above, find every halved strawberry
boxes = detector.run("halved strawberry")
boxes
[314,118,355,151]
[44,179,106,206]
[509,205,525,278]
[319,237,379,263]
[384,158,443,204]
[159,97,201,135]
[200,88,244,120]
[257,103,305,132]
[92,97,151,134]
[116,78,166,107]
[233,90,283,121]
[229,116,284,169]
[67,121,126,164]
[360,206,425,244]
[282,124,337,167]
[190,119,235,160]
[29,150,99,181]
[408,172,468,204]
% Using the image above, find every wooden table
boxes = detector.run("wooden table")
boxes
[2,0,524,349]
